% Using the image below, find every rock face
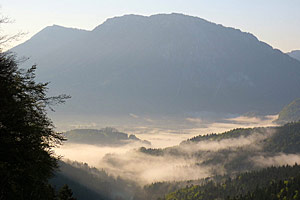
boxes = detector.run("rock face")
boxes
[275,98,300,124]
[288,50,300,61]
[11,13,300,116]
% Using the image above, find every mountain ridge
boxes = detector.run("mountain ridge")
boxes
[11,13,300,117]
[288,50,300,61]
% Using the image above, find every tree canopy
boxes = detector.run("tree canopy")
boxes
[0,20,70,199]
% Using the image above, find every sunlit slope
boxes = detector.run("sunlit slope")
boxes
[12,25,89,63]
[51,161,139,200]
[163,164,300,200]
[275,98,300,124]
[12,13,300,115]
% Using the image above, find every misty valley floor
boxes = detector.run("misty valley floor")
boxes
[54,114,278,182]
[51,117,300,200]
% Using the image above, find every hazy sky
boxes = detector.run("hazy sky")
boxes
[1,0,299,52]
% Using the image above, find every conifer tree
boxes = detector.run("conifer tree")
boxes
[58,185,77,200]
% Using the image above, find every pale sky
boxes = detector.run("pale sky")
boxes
[1,0,300,52]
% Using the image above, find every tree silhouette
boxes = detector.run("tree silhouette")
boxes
[0,18,70,199]
[58,185,77,200]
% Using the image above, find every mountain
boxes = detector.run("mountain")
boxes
[275,98,300,124]
[288,50,300,61]
[13,25,89,62]
[11,13,300,117]
[64,127,151,146]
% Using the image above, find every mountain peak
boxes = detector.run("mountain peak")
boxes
[11,13,300,116]
[92,13,212,32]
[92,14,147,31]
[42,24,88,33]
[50,24,65,28]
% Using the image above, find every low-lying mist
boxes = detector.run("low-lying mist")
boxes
[53,114,299,185]
[252,153,300,167]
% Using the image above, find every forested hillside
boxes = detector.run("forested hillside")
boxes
[64,127,150,146]
[275,98,300,124]
[163,164,300,200]
[54,161,300,200]
[139,122,300,176]
[229,175,300,200]
[50,122,300,200]
[51,161,142,200]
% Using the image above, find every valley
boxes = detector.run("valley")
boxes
[2,4,300,199]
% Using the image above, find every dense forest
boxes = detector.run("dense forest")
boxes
[54,160,300,200]
[48,122,300,200]
[51,160,141,200]
[275,98,300,125]
[228,175,300,200]
[184,121,300,153]
[138,122,300,176]
[163,164,300,200]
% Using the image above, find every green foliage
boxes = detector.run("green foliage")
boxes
[229,174,300,200]
[0,51,69,199]
[136,179,211,200]
[163,164,300,200]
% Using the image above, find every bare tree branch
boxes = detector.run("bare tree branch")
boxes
[0,15,26,52]
[0,16,11,24]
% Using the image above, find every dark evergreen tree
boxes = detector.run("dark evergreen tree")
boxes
[58,185,76,200]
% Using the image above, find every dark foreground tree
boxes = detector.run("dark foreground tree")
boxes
[0,37,69,199]
[58,184,77,200]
